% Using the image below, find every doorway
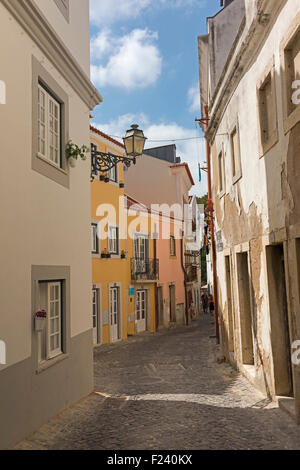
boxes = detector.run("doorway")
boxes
[157,286,164,327]
[266,244,293,397]
[169,285,176,323]
[225,255,235,353]
[92,288,101,345]
[236,252,254,365]
[109,286,121,342]
[136,290,147,333]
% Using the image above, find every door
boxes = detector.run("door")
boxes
[236,252,254,365]
[169,285,176,323]
[109,287,120,342]
[157,286,164,327]
[225,256,235,353]
[134,235,148,273]
[266,245,294,397]
[136,290,147,333]
[92,289,99,345]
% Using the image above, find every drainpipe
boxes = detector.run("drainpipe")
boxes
[180,235,189,326]
[154,237,159,331]
[203,105,220,344]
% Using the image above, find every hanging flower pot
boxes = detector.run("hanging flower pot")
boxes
[66,141,89,169]
[68,156,77,168]
[35,310,47,332]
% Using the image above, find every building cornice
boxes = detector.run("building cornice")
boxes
[2,0,102,110]
[205,0,287,142]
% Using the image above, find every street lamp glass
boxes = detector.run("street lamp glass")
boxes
[123,124,147,158]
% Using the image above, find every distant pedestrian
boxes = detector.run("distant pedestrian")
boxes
[201,293,208,315]
[209,297,215,317]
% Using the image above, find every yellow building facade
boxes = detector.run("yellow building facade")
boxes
[90,127,157,345]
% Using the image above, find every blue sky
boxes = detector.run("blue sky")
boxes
[89,0,223,196]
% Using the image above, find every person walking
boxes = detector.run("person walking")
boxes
[201,293,208,315]
[209,296,215,317]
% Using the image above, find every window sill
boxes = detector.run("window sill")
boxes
[259,133,279,158]
[108,180,119,187]
[36,353,69,375]
[37,152,68,176]
[283,106,300,135]
[232,173,242,185]
[110,254,120,259]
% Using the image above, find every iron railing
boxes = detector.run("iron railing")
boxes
[131,258,159,281]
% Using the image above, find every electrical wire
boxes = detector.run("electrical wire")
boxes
[108,133,229,143]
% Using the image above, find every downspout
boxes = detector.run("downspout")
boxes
[180,235,189,326]
[204,105,220,344]
[154,236,158,331]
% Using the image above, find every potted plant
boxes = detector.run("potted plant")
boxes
[66,140,89,168]
[101,249,108,259]
[99,174,105,181]
[35,310,47,332]
[104,176,110,183]
[119,182,125,188]
[121,250,126,259]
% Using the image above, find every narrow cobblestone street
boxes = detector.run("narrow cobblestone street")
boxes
[14,317,300,450]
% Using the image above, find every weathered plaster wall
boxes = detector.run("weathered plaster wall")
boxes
[209,0,300,400]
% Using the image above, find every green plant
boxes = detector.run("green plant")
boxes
[66,140,89,161]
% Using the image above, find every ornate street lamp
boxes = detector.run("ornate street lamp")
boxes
[91,124,147,181]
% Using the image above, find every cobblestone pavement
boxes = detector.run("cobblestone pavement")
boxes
[15,316,300,450]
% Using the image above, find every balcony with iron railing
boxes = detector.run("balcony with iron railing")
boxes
[131,258,159,282]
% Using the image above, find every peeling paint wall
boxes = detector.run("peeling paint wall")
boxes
[201,0,300,415]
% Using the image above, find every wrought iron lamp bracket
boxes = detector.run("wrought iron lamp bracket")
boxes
[91,149,136,181]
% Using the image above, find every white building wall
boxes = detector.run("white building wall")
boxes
[32,0,91,75]
[0,0,100,448]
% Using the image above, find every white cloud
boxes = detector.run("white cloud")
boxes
[92,114,207,195]
[188,85,200,113]
[92,113,149,139]
[90,0,151,26]
[90,29,112,61]
[90,0,206,26]
[91,29,162,90]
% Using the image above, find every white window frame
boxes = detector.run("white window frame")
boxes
[108,163,118,183]
[38,83,61,168]
[108,226,119,255]
[47,281,62,359]
[92,223,99,254]
[136,290,146,321]
[92,289,98,330]
[134,234,148,260]
[109,287,119,327]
